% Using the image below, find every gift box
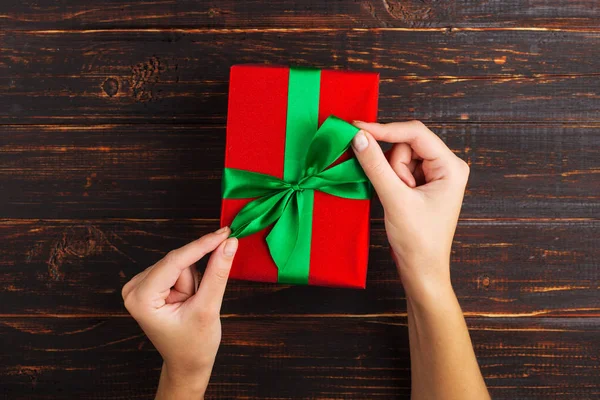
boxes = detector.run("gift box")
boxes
[220,65,379,288]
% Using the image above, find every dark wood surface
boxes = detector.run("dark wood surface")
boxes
[1,1,598,399]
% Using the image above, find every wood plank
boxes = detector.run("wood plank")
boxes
[1,123,598,219]
[1,316,598,399]
[2,30,600,123]
[2,0,600,30]
[1,218,598,317]
[7,29,600,78]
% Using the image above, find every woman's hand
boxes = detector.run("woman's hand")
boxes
[352,121,489,400]
[352,120,469,299]
[122,227,238,399]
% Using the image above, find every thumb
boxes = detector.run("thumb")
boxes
[351,129,407,206]
[190,237,238,315]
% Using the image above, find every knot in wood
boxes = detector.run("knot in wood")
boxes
[102,78,119,97]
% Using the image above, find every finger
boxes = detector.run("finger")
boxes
[387,143,416,188]
[165,265,198,304]
[354,120,453,161]
[122,275,140,300]
[136,227,231,301]
[173,265,196,297]
[121,265,153,300]
[351,129,407,206]
[165,289,193,304]
[407,159,418,173]
[191,237,238,314]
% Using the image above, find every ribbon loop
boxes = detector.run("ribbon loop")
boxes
[224,115,371,275]
[304,116,361,176]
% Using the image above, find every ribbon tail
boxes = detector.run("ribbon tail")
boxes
[266,196,299,271]
[266,190,314,285]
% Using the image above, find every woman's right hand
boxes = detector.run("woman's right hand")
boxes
[351,120,470,299]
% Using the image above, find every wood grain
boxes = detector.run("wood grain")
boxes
[1,218,598,317]
[1,317,599,399]
[2,0,599,398]
[2,0,600,30]
[2,30,600,123]
[1,123,598,219]
[6,29,600,78]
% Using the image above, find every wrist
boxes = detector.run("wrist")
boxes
[156,362,210,400]
[398,263,454,307]
[404,277,456,311]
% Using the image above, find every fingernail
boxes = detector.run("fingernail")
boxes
[223,238,238,257]
[215,226,229,234]
[352,120,364,125]
[352,130,369,152]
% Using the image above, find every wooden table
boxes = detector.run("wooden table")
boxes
[1,1,599,399]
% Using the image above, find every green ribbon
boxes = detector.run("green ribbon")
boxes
[222,68,371,284]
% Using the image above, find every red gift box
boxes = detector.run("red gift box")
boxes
[220,65,379,288]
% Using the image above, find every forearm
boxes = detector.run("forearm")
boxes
[405,273,490,400]
[155,363,210,400]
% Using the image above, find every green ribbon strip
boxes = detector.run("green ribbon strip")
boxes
[222,68,371,284]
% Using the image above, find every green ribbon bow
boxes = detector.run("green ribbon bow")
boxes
[222,68,371,284]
